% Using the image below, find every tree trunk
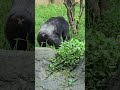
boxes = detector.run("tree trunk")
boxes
[64,0,77,33]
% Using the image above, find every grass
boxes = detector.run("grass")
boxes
[35,4,85,47]
[0,0,13,49]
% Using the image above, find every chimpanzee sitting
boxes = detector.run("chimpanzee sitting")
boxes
[37,16,70,49]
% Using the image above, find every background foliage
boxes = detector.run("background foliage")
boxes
[0,0,13,49]
[86,0,120,89]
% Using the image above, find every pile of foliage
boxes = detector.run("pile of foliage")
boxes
[49,38,85,71]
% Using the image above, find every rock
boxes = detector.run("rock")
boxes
[0,49,34,90]
[0,47,85,90]
[35,47,85,90]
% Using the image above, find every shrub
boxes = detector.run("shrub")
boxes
[49,38,85,71]
[86,30,120,90]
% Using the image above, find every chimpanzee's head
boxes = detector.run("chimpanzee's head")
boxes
[37,31,61,49]
[47,34,62,48]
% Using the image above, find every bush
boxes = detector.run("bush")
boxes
[49,38,85,71]
[86,30,120,90]
[85,1,120,89]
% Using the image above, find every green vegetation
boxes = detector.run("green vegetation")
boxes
[49,38,85,71]
[0,0,13,49]
[86,1,120,90]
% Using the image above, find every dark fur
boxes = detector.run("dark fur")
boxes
[37,16,70,49]
[5,0,34,50]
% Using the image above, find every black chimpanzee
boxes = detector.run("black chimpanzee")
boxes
[5,0,34,50]
[37,16,70,49]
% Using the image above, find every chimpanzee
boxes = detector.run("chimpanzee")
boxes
[5,0,34,50]
[37,16,70,49]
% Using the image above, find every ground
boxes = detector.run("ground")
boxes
[0,48,85,90]
[35,47,85,90]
